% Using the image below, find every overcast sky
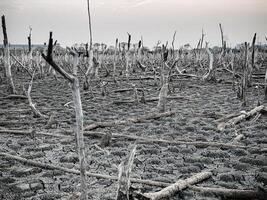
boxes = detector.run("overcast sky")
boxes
[1,0,267,48]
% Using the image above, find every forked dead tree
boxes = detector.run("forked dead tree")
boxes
[42,32,88,200]
[1,15,16,93]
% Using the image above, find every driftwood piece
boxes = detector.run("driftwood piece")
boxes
[142,171,212,200]
[217,105,264,131]
[84,111,175,131]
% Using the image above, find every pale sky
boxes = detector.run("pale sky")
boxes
[1,0,267,48]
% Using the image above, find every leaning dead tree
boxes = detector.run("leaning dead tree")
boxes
[42,32,88,200]
[1,15,16,93]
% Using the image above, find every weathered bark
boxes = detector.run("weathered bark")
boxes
[142,171,212,200]
[1,15,16,93]
[42,32,88,200]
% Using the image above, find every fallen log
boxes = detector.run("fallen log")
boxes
[0,129,261,151]
[142,171,212,200]
[0,152,169,187]
[0,94,27,100]
[189,186,262,200]
[217,105,265,131]
[0,152,264,199]
[84,111,175,131]
[113,96,187,105]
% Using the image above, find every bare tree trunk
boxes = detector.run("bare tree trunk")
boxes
[113,38,118,77]
[264,67,267,100]
[1,15,16,94]
[171,30,177,59]
[85,0,94,77]
[203,42,214,81]
[248,33,257,87]
[42,32,88,200]
[242,42,249,106]
[219,23,224,54]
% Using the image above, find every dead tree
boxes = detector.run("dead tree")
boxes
[24,70,46,118]
[28,26,32,57]
[42,32,88,200]
[219,23,225,55]
[240,42,249,106]
[248,33,257,87]
[264,67,267,100]
[116,145,137,200]
[125,33,131,79]
[1,15,16,93]
[113,38,118,77]
[171,30,177,59]
[203,42,215,81]
[85,0,94,78]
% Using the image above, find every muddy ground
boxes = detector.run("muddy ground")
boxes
[0,62,266,200]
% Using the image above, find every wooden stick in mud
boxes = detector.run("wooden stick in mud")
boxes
[42,32,88,200]
[217,105,265,131]
[142,171,212,200]
[84,111,175,131]
[25,70,46,118]
[1,15,16,94]
[116,145,137,200]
